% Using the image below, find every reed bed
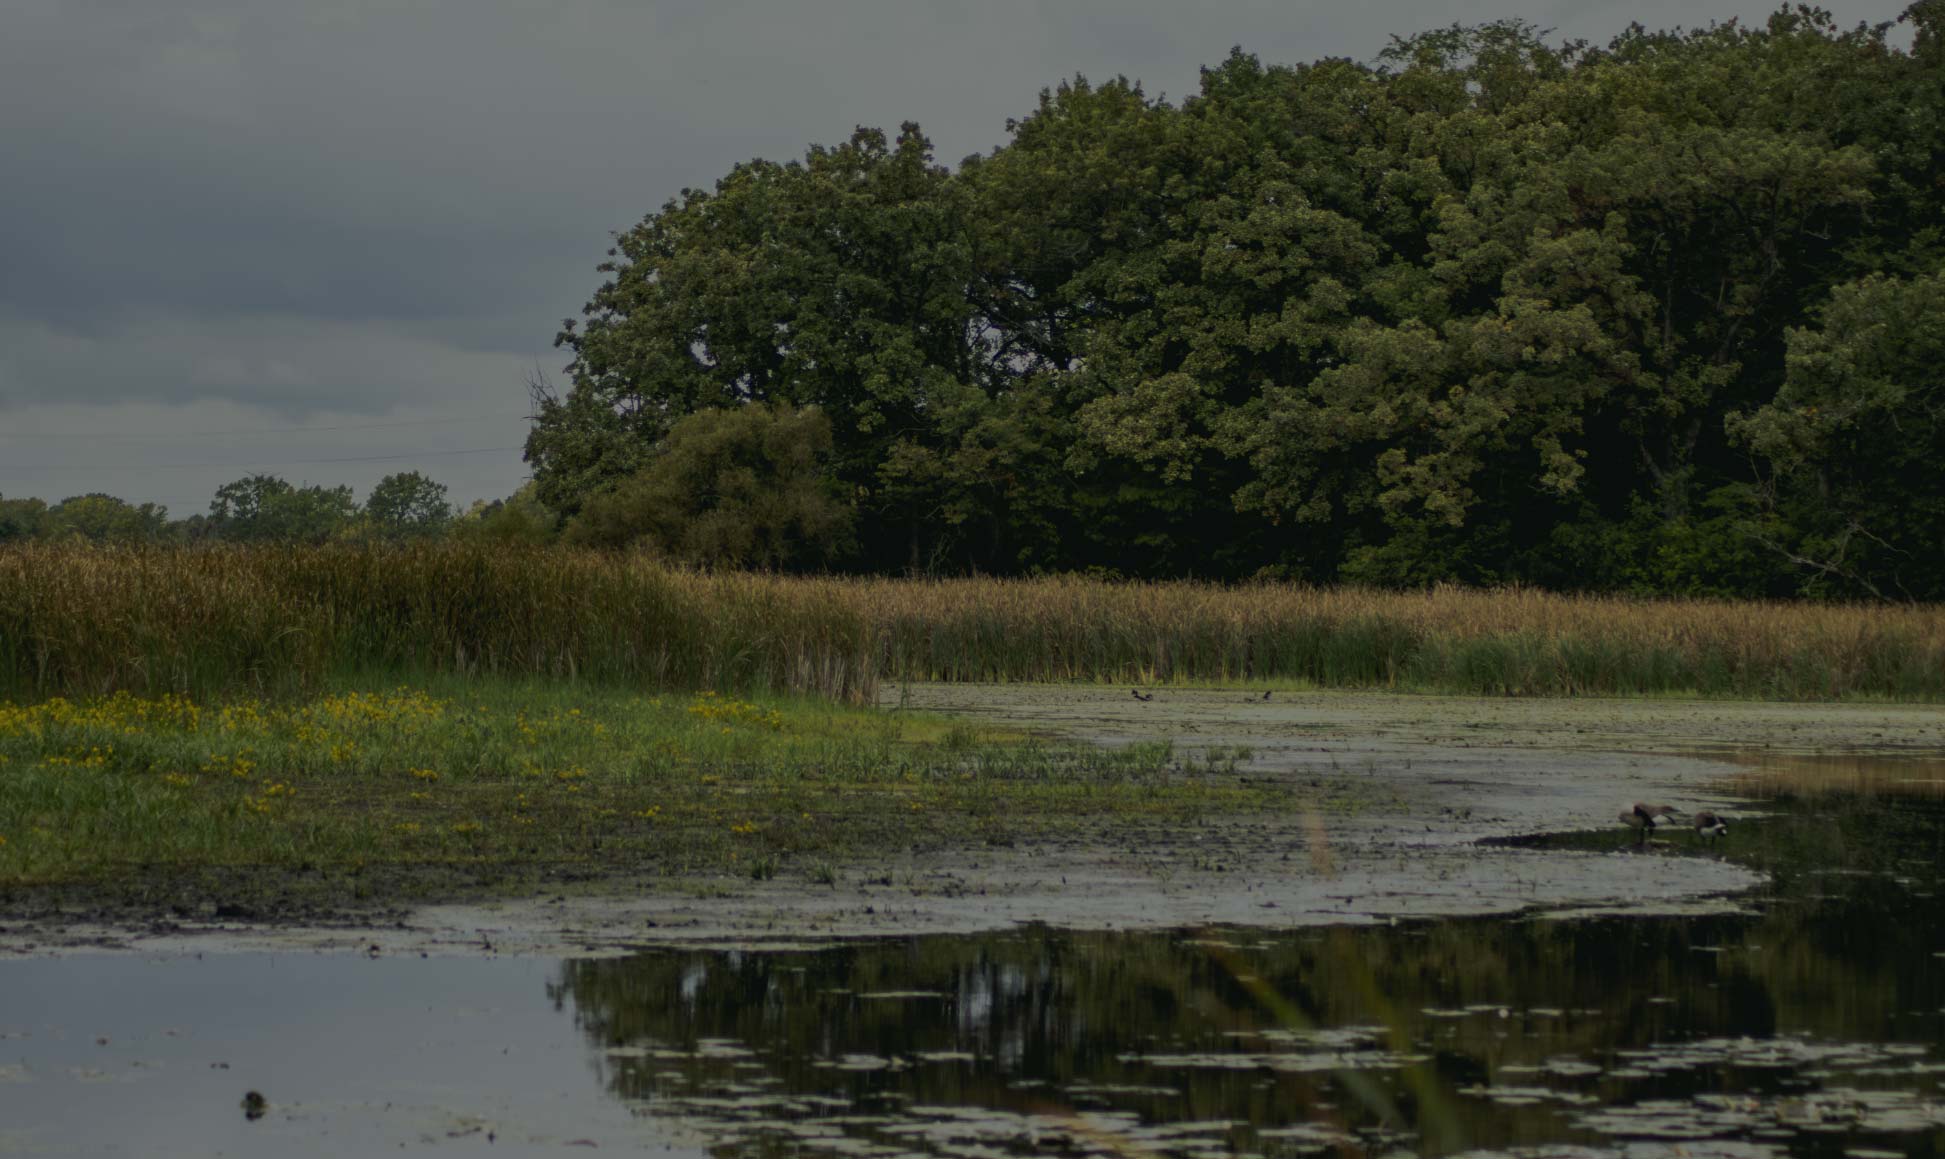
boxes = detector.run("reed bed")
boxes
[2,545,1942,702]
[0,544,876,703]
[861,576,1945,700]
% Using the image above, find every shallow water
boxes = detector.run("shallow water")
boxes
[4,793,1943,1158]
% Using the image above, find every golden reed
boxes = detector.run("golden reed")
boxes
[3,545,1941,702]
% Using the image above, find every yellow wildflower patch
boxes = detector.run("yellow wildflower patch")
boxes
[686,692,785,731]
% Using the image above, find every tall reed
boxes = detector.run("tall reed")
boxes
[3,545,1942,702]
[0,544,877,702]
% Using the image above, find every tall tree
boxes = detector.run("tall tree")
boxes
[209,475,357,544]
[364,471,453,539]
[1730,271,1945,599]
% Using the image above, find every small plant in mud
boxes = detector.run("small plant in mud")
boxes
[940,724,978,753]
[749,856,777,882]
[1181,745,1254,775]
[808,862,838,887]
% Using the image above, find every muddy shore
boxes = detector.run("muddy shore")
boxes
[9,685,1943,956]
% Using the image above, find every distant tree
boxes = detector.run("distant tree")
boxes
[48,493,170,543]
[450,483,557,545]
[208,474,357,544]
[363,471,453,539]
[0,495,51,543]
[566,402,852,568]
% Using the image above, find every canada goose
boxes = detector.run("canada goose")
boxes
[1693,810,1728,841]
[1131,689,1153,702]
[1262,689,1273,701]
[1619,802,1679,844]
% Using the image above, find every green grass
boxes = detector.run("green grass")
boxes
[0,676,1279,909]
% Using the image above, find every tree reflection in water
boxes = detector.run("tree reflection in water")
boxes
[552,794,1945,1158]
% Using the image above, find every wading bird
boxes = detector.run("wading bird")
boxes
[1620,802,1679,845]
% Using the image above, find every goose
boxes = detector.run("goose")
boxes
[1130,689,1153,702]
[1619,802,1679,844]
[1692,810,1729,841]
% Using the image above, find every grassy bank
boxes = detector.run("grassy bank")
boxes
[4,544,1944,701]
[0,677,1272,908]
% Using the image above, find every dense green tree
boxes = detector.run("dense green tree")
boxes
[363,471,453,539]
[208,474,357,544]
[530,4,1945,595]
[1730,271,1945,599]
[46,494,170,543]
[450,483,558,545]
[565,403,852,569]
[0,496,52,543]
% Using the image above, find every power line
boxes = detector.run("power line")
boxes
[287,445,526,465]
[0,412,535,441]
[0,445,525,477]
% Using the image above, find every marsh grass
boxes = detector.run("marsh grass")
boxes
[0,678,1274,904]
[3,544,1943,702]
[0,544,877,703]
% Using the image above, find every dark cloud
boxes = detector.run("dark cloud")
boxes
[0,0,1915,506]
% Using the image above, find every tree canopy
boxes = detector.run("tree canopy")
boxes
[565,402,852,568]
[529,5,1945,598]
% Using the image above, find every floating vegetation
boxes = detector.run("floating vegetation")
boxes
[1576,1088,1945,1141]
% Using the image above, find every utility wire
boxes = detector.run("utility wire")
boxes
[286,445,525,465]
[0,445,524,476]
[0,412,535,441]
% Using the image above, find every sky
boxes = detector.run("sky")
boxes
[0,0,1918,515]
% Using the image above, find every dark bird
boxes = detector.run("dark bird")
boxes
[1619,802,1679,845]
[1131,689,1153,702]
[1693,810,1729,841]
[1262,689,1273,701]
[241,1091,268,1121]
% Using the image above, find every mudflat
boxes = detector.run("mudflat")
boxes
[8,685,1942,956]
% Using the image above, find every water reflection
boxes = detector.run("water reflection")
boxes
[553,795,1945,1158]
[1702,748,1945,798]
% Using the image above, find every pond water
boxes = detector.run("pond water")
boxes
[3,791,1942,1158]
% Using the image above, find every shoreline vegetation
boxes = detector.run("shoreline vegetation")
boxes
[6,544,1945,704]
[0,677,1272,910]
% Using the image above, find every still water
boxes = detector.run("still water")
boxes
[3,792,1942,1158]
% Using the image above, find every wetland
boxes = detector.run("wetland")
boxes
[2,685,1943,1156]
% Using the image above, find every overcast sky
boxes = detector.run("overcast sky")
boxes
[0,1,1916,514]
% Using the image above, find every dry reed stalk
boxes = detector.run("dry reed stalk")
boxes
[2,546,1941,701]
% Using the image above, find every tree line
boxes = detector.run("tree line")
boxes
[523,6,1945,598]
[0,472,554,546]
